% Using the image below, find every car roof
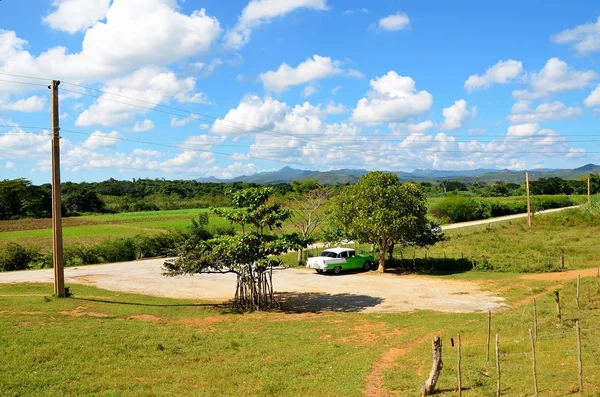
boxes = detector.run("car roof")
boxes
[322,247,355,254]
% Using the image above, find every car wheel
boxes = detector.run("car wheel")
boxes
[316,269,323,274]
[333,266,342,275]
[363,261,371,271]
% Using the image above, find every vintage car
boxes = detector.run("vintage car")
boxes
[306,247,374,275]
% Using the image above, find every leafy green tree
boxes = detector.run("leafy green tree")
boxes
[333,172,439,272]
[163,187,305,311]
[439,180,468,193]
[64,190,105,214]
[288,187,332,262]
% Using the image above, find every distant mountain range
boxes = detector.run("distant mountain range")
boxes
[196,164,600,185]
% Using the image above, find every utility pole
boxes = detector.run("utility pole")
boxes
[50,80,65,297]
[588,176,591,205]
[526,172,532,228]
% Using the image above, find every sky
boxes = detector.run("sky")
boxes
[1,0,600,184]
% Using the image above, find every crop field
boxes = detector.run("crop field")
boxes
[1,273,599,396]
[0,209,232,250]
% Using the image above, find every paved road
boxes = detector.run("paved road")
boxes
[0,259,504,313]
[440,205,580,230]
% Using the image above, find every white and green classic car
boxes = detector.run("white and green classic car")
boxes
[306,248,374,275]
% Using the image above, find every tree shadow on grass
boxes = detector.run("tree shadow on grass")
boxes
[383,258,474,276]
[274,292,384,313]
[72,297,227,308]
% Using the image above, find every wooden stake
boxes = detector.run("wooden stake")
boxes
[576,321,583,394]
[421,336,443,396]
[588,176,591,205]
[555,290,562,323]
[533,297,538,341]
[526,172,532,228]
[560,254,565,271]
[487,310,492,363]
[496,333,501,397]
[50,80,65,298]
[577,274,581,309]
[457,333,462,397]
[529,329,539,397]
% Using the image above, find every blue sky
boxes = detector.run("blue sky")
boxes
[1,0,600,184]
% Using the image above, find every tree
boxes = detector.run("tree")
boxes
[439,180,467,193]
[333,171,438,272]
[63,190,105,214]
[288,187,332,262]
[163,187,305,311]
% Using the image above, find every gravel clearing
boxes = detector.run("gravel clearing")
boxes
[0,258,504,313]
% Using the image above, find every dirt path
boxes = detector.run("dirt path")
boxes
[521,267,600,281]
[0,258,505,313]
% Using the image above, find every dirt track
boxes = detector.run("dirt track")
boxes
[0,258,505,313]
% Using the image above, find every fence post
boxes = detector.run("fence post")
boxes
[457,333,462,397]
[529,329,539,397]
[555,290,562,323]
[577,274,581,309]
[560,254,565,271]
[533,297,538,341]
[496,333,501,397]
[576,321,583,394]
[487,310,492,363]
[420,336,443,396]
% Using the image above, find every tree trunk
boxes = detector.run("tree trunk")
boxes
[421,336,443,396]
[297,248,303,263]
[388,242,395,261]
[377,240,386,273]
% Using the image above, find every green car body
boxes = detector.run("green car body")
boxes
[306,248,374,275]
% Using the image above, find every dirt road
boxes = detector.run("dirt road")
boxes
[0,258,504,313]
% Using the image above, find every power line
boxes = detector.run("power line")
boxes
[0,79,49,87]
[0,72,50,82]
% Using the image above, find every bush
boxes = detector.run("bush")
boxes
[532,195,574,212]
[96,238,137,263]
[0,243,40,271]
[430,196,490,223]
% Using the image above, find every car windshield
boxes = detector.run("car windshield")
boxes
[320,251,338,257]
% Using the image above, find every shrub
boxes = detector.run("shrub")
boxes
[430,196,490,223]
[96,238,137,263]
[0,243,40,271]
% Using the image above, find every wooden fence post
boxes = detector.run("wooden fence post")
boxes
[529,329,539,397]
[421,336,443,396]
[560,254,565,271]
[496,333,501,397]
[487,310,492,362]
[555,290,562,323]
[533,297,538,341]
[457,333,462,397]
[576,321,583,394]
[577,274,581,309]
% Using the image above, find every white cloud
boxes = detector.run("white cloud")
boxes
[225,0,328,49]
[511,100,531,114]
[260,54,343,92]
[131,119,154,132]
[0,130,52,160]
[131,148,161,157]
[507,101,582,124]
[584,84,600,108]
[513,58,597,99]
[199,123,210,130]
[332,85,342,95]
[5,161,15,169]
[344,8,368,15]
[567,148,587,158]
[464,60,523,91]
[351,71,433,123]
[76,67,209,127]
[171,114,197,128]
[183,135,225,149]
[212,95,288,135]
[468,128,486,135]
[507,123,540,137]
[0,96,46,112]
[441,100,474,130]
[551,17,600,54]
[82,131,120,149]
[346,69,365,79]
[43,0,111,34]
[303,84,319,98]
[378,13,410,31]
[0,2,221,90]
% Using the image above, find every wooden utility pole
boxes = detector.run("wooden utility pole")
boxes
[588,176,591,205]
[50,80,65,297]
[526,172,532,228]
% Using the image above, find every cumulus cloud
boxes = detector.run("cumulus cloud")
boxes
[464,60,523,91]
[0,1,221,90]
[441,99,475,130]
[551,17,600,54]
[82,131,120,149]
[303,84,319,98]
[43,0,111,34]
[378,13,410,31]
[225,0,328,49]
[131,119,154,132]
[507,101,582,124]
[0,96,46,112]
[260,55,344,92]
[513,58,597,99]
[212,96,288,135]
[75,67,209,127]
[584,84,600,108]
[351,71,433,124]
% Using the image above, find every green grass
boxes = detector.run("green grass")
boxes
[1,276,599,396]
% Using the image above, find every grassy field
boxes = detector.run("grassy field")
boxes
[1,274,599,396]
[0,209,233,250]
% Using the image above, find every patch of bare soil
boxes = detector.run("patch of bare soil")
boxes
[338,322,408,347]
[521,267,600,282]
[59,306,112,318]
[512,284,563,308]
[362,332,439,397]
[128,314,166,322]
[0,217,104,232]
